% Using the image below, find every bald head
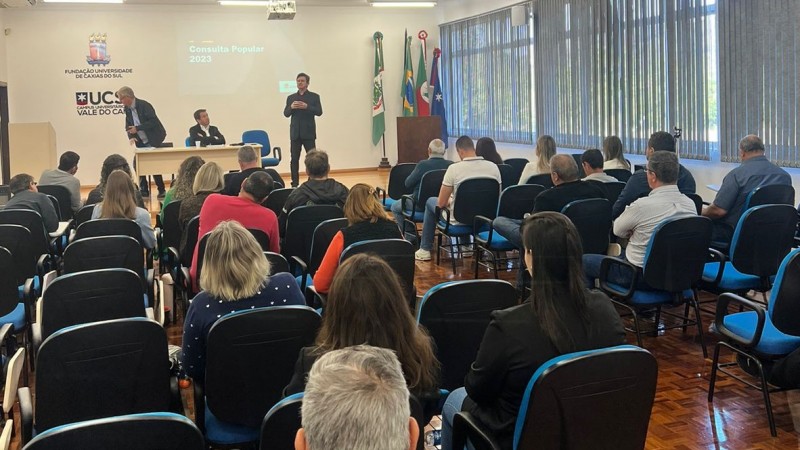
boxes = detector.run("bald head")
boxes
[550,154,579,184]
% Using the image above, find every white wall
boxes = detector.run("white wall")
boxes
[3,4,441,184]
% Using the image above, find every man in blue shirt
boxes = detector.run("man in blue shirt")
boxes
[390,139,452,231]
[702,134,792,244]
[612,131,696,219]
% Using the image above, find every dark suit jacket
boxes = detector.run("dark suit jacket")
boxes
[124,98,166,148]
[532,180,606,213]
[189,124,226,147]
[221,168,265,197]
[283,91,323,141]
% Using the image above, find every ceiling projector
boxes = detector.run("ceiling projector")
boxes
[268,1,296,20]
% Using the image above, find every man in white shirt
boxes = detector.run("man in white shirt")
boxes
[583,151,697,288]
[189,109,226,147]
[414,136,501,261]
[581,149,619,183]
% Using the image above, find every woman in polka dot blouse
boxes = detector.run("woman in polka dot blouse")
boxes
[180,220,305,381]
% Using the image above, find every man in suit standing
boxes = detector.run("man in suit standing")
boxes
[116,86,167,198]
[284,72,323,188]
[189,109,226,147]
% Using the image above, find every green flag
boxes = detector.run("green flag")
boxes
[372,32,386,146]
[415,32,429,116]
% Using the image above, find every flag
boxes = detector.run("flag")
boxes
[372,32,386,146]
[430,48,449,145]
[415,31,430,116]
[401,30,415,117]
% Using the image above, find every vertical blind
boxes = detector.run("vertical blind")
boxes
[534,0,713,160]
[440,4,535,144]
[718,0,800,167]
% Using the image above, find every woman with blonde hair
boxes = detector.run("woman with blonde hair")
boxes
[90,170,156,249]
[178,162,225,254]
[180,220,304,382]
[518,135,557,184]
[311,183,401,293]
[286,253,439,397]
[159,155,205,223]
[602,135,630,170]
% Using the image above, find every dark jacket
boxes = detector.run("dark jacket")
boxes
[532,180,607,213]
[221,168,265,197]
[405,157,453,203]
[464,290,626,449]
[5,190,59,232]
[612,165,696,219]
[283,91,323,141]
[188,124,225,147]
[279,178,349,235]
[124,98,166,148]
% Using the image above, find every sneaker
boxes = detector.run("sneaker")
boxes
[415,249,432,261]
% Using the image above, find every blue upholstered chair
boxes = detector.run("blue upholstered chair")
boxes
[400,169,447,244]
[258,393,303,450]
[377,163,416,211]
[708,247,800,437]
[452,345,657,450]
[241,130,282,168]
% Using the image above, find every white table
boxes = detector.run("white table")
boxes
[134,144,262,176]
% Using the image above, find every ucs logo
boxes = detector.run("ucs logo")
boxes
[76,91,120,106]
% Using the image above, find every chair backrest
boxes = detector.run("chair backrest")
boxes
[40,268,146,343]
[603,181,626,205]
[745,183,795,210]
[497,164,517,189]
[37,185,73,221]
[0,209,49,257]
[205,306,320,428]
[341,239,415,306]
[730,204,798,278]
[497,185,545,220]
[451,178,500,225]
[263,168,286,188]
[642,216,712,292]
[3,347,24,416]
[417,279,518,391]
[513,345,657,450]
[259,393,303,450]
[181,215,201,267]
[525,173,554,189]
[63,236,144,281]
[44,195,62,222]
[303,218,349,276]
[262,188,294,217]
[571,154,585,178]
[561,199,611,255]
[604,168,632,183]
[75,219,144,248]
[35,318,171,432]
[0,248,19,318]
[242,130,271,157]
[0,224,36,284]
[416,169,447,206]
[283,205,344,262]
[503,158,528,182]
[195,230,269,284]
[686,193,704,215]
[24,412,205,450]
[246,228,271,251]
[161,200,183,251]
[387,163,417,200]
[264,252,290,274]
[768,248,800,336]
[185,136,193,147]
[74,204,95,227]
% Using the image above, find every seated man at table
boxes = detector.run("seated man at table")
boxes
[6,173,58,232]
[189,109,226,147]
[221,145,265,196]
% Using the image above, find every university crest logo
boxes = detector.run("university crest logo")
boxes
[87,33,111,66]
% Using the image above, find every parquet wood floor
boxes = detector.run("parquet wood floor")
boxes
[15,168,797,449]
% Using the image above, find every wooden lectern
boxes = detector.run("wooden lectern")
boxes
[9,122,57,179]
[396,116,443,164]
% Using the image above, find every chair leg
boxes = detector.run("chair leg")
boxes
[682,302,690,333]
[755,358,778,437]
[652,306,662,337]
[691,296,708,358]
[436,233,442,266]
[707,342,722,402]
[450,237,458,274]
[473,247,480,279]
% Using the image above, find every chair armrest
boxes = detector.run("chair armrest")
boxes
[193,380,206,434]
[273,146,282,162]
[0,323,12,348]
[436,206,451,234]
[305,285,326,309]
[36,254,52,281]
[715,293,766,348]
[400,194,417,219]
[473,215,494,244]
[291,256,309,290]
[452,411,501,450]
[18,386,32,445]
[706,247,728,286]
[598,256,639,300]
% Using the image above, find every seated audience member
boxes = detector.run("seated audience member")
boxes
[312,183,401,293]
[178,161,224,254]
[285,253,439,398]
[191,171,279,287]
[583,151,696,289]
[90,170,156,249]
[221,145,264,196]
[189,109,226,147]
[159,155,204,223]
[391,139,453,230]
[476,137,504,165]
[414,136,501,261]
[296,345,420,450]
[581,149,619,183]
[39,151,82,213]
[6,173,59,232]
[702,134,791,244]
[518,134,556,184]
[612,131,695,219]
[86,154,146,208]
[493,154,606,249]
[602,135,630,170]
[279,149,349,235]
[440,212,625,450]
[181,220,304,382]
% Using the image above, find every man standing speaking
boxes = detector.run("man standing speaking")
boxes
[116,86,167,198]
[284,72,322,188]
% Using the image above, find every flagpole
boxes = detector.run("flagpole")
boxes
[379,133,390,168]
[373,31,391,169]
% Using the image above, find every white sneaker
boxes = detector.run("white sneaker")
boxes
[415,249,432,261]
